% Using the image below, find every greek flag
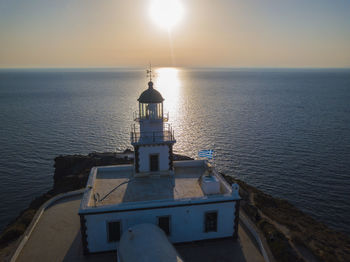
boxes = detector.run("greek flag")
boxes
[198,149,214,159]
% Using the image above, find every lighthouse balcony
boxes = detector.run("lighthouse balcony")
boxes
[131,130,176,145]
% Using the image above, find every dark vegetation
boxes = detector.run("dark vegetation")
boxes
[1,151,349,262]
[224,175,350,262]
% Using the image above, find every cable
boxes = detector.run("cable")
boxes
[99,179,135,202]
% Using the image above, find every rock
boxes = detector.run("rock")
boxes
[223,174,350,262]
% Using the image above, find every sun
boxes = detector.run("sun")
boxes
[149,0,184,30]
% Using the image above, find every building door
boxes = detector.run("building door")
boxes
[150,154,159,171]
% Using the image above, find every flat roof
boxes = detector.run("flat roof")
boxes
[86,160,233,208]
[93,166,205,207]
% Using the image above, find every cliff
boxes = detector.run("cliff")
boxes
[0,151,349,262]
[224,176,350,262]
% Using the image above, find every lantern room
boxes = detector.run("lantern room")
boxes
[137,81,164,120]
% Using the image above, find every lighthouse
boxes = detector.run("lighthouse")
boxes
[78,68,240,255]
[131,69,176,175]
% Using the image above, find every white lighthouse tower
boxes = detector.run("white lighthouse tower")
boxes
[131,69,176,176]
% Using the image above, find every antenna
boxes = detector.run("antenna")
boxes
[146,63,155,82]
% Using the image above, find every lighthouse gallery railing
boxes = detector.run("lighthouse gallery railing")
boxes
[130,124,175,144]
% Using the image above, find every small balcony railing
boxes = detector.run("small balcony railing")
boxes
[133,111,169,122]
[130,124,175,145]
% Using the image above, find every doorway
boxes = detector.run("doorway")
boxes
[150,154,159,171]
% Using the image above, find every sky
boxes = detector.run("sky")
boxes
[0,0,350,68]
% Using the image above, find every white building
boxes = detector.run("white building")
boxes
[78,76,241,256]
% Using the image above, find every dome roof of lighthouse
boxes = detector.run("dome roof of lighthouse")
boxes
[138,81,164,103]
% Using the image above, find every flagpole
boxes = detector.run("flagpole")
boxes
[212,150,215,169]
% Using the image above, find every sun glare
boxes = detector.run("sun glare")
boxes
[154,68,181,114]
[150,0,184,30]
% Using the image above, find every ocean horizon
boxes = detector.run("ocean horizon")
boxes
[0,67,349,236]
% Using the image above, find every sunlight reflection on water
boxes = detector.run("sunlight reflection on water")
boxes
[154,67,181,118]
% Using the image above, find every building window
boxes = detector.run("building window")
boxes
[204,211,218,232]
[158,216,171,235]
[107,221,121,242]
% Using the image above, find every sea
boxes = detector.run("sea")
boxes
[0,68,349,236]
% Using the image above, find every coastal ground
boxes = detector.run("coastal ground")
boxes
[1,152,350,262]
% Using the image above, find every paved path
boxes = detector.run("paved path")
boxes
[16,195,115,262]
[15,195,264,262]
[177,227,264,262]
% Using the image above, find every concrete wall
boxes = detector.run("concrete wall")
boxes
[85,201,237,253]
[138,145,169,172]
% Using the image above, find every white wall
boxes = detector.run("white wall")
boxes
[139,120,163,133]
[85,201,237,253]
[138,145,169,172]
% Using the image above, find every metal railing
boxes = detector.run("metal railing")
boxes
[130,124,175,144]
[133,111,169,122]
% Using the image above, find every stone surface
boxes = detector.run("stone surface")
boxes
[93,165,207,206]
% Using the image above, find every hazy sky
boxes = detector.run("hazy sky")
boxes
[1,0,350,68]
